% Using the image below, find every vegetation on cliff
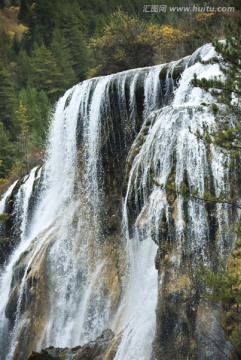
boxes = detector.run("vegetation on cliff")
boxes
[200,238,241,359]
[194,9,241,358]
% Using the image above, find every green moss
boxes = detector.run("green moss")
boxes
[211,103,219,114]
[0,212,9,222]
[0,236,10,244]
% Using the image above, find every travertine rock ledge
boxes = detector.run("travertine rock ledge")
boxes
[28,329,118,360]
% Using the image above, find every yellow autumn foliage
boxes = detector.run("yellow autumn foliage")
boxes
[195,13,215,23]
[146,24,190,63]
[0,6,28,40]
[147,24,188,49]
[89,10,194,75]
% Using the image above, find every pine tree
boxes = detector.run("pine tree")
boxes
[0,122,14,178]
[193,21,241,109]
[19,86,50,143]
[18,0,34,26]
[191,16,241,155]
[0,61,17,136]
[31,43,65,101]
[15,49,32,88]
[38,90,50,141]
[50,30,77,89]
[16,99,30,172]
[31,0,58,45]
[61,14,89,81]
[0,31,12,67]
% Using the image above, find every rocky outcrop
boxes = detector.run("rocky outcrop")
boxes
[28,329,118,360]
[152,244,228,360]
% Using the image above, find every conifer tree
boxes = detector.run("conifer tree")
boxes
[31,44,65,101]
[50,30,77,89]
[0,61,17,136]
[193,21,241,108]
[0,122,13,178]
[192,17,241,156]
[16,99,30,172]
[19,86,50,143]
[61,14,89,81]
[31,0,58,45]
[18,0,34,26]
[38,90,50,140]
[15,49,32,88]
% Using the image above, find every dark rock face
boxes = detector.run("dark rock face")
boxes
[28,329,116,360]
[0,180,21,266]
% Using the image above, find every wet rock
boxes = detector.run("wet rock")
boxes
[28,329,116,360]
[0,236,11,265]
[73,329,115,360]
[152,243,198,360]
[28,347,72,360]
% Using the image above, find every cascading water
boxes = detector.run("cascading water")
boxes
[0,181,18,215]
[118,44,233,360]
[0,167,41,358]
[0,43,236,360]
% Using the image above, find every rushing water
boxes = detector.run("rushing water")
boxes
[0,43,234,360]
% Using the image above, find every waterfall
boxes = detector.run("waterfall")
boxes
[0,167,41,358]
[125,43,229,255]
[0,43,235,360]
[0,181,18,214]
